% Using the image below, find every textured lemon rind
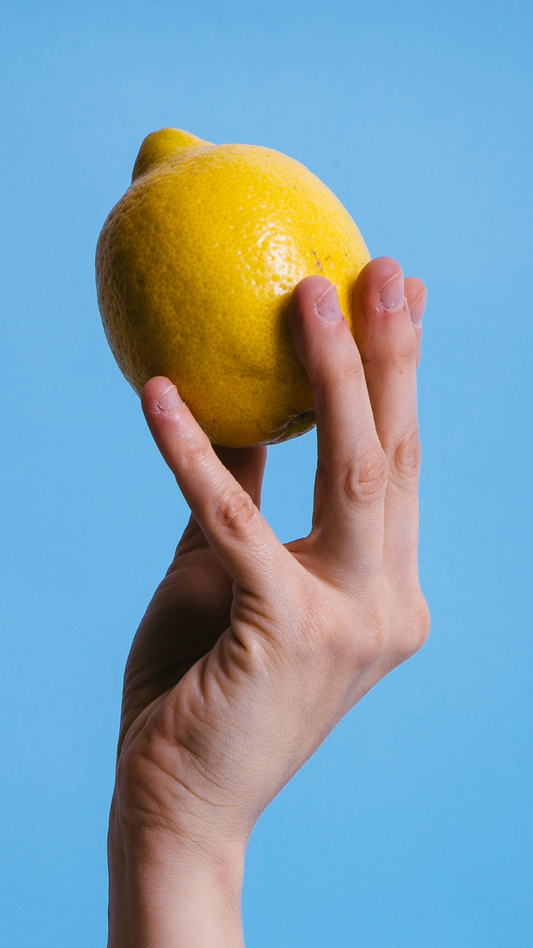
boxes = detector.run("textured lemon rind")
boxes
[96,136,370,447]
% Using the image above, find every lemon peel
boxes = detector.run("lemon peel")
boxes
[96,128,370,447]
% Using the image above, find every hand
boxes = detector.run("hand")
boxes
[108,257,430,947]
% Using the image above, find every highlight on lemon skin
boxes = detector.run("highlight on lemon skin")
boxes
[96,127,370,448]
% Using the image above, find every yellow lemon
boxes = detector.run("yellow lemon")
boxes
[96,128,370,447]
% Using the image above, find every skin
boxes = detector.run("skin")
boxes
[108,257,430,947]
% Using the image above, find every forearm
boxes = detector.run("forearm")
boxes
[108,820,246,948]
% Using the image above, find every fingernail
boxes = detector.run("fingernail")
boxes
[378,270,405,311]
[410,289,427,329]
[313,284,342,321]
[155,384,183,412]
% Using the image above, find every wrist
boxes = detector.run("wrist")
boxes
[108,807,246,948]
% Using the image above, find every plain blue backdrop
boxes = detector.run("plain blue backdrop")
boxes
[1,0,532,944]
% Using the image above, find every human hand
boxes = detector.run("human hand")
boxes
[108,257,429,947]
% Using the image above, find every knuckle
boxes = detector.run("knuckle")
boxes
[363,333,418,372]
[386,333,419,371]
[412,595,431,651]
[180,435,210,470]
[289,585,392,683]
[344,443,388,506]
[327,594,390,670]
[214,487,259,537]
[394,592,431,661]
[391,339,418,370]
[339,355,365,383]
[389,427,422,490]
[316,351,364,393]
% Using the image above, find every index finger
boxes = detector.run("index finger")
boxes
[141,377,290,598]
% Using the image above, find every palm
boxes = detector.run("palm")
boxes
[118,445,266,745]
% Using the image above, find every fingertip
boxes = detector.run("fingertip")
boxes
[287,275,357,394]
[288,275,334,330]
[404,278,427,329]
[355,256,402,288]
[141,376,171,408]
[370,256,402,275]
[140,377,192,469]
[141,376,183,416]
[353,257,404,312]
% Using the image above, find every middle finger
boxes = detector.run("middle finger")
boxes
[288,276,387,583]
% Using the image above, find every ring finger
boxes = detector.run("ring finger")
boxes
[351,258,426,587]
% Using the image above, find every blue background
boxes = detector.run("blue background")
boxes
[1,0,532,944]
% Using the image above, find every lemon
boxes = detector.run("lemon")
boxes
[96,128,370,447]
